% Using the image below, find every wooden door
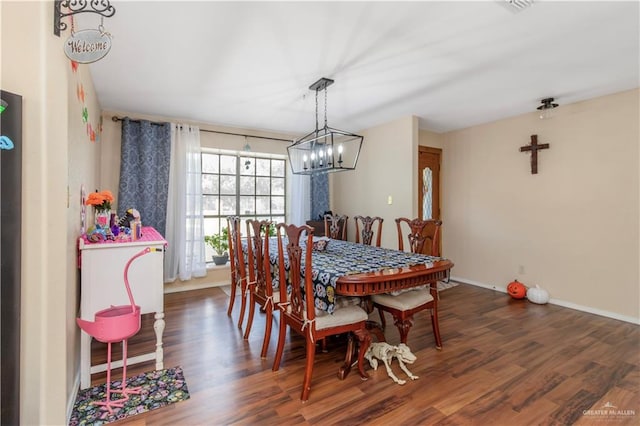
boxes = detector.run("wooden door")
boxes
[418,146,442,255]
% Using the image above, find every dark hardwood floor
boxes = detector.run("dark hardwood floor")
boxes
[89,283,640,425]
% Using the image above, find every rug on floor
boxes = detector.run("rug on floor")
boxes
[69,366,190,426]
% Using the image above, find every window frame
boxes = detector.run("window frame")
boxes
[201,149,286,263]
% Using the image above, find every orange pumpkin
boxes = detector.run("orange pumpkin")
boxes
[507,280,527,299]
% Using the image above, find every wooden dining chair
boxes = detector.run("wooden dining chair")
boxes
[324,213,348,240]
[243,219,278,359]
[226,216,239,317]
[272,223,371,401]
[354,215,384,247]
[227,216,249,329]
[370,217,443,348]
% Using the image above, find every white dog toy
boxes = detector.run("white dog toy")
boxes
[364,342,418,385]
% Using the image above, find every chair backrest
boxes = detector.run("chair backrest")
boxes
[227,216,246,284]
[395,217,442,256]
[246,219,273,297]
[276,223,315,323]
[354,216,384,247]
[324,214,348,240]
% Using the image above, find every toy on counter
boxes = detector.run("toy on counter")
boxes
[84,208,141,243]
[117,208,141,229]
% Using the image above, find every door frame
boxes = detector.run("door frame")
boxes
[418,145,442,255]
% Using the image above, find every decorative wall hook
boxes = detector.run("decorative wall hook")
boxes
[54,0,116,37]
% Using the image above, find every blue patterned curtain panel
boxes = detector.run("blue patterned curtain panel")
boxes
[118,118,171,236]
[310,174,329,220]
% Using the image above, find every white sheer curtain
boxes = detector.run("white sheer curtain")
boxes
[164,123,207,282]
[289,171,310,226]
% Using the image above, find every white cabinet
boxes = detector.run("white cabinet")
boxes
[78,227,166,389]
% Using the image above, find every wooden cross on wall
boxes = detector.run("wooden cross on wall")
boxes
[520,134,550,174]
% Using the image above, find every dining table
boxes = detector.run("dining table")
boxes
[243,236,454,378]
[256,237,454,313]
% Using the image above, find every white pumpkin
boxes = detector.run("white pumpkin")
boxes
[527,285,550,304]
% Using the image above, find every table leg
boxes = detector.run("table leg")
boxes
[366,320,386,342]
[337,333,355,380]
[80,331,92,389]
[154,312,165,371]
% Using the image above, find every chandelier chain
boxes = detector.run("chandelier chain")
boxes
[324,85,328,128]
[315,88,319,133]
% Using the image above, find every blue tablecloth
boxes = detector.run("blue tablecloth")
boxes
[250,238,441,313]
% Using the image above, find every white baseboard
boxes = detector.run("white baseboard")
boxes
[450,276,640,325]
[67,370,80,425]
[163,280,228,294]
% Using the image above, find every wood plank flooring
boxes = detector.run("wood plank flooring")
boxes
[89,283,640,425]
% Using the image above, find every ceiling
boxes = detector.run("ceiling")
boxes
[79,1,639,136]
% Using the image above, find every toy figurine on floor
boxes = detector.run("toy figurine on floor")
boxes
[364,342,418,385]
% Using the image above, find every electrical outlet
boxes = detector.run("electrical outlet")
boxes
[387,195,392,205]
[518,265,525,275]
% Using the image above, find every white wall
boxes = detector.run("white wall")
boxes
[441,89,639,322]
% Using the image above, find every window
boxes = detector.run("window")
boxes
[202,151,286,263]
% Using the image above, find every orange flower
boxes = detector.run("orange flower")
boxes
[85,190,113,211]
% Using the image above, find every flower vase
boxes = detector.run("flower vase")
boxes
[95,209,110,228]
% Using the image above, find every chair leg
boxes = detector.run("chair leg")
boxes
[337,334,354,380]
[272,310,287,372]
[430,308,443,350]
[300,335,316,402]
[354,328,371,380]
[237,280,248,329]
[378,308,386,329]
[394,315,413,345]
[227,277,237,317]
[260,305,273,359]
[243,289,256,340]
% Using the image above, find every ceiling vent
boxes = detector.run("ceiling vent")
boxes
[501,0,534,13]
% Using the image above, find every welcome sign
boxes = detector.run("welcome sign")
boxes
[64,29,112,63]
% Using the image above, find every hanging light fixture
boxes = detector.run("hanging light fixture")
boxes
[537,97,558,120]
[242,136,252,170]
[287,77,363,175]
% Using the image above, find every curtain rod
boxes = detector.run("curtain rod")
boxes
[111,116,293,143]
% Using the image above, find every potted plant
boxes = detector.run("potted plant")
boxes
[205,227,230,266]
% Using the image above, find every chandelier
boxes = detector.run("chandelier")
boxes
[287,77,363,175]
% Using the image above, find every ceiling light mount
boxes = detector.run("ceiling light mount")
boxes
[287,77,363,175]
[537,97,558,119]
[502,0,534,13]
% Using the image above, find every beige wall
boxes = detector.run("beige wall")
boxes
[2,1,74,424]
[440,89,639,322]
[67,51,103,416]
[332,115,419,249]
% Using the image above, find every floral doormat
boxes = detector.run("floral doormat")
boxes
[69,366,190,426]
